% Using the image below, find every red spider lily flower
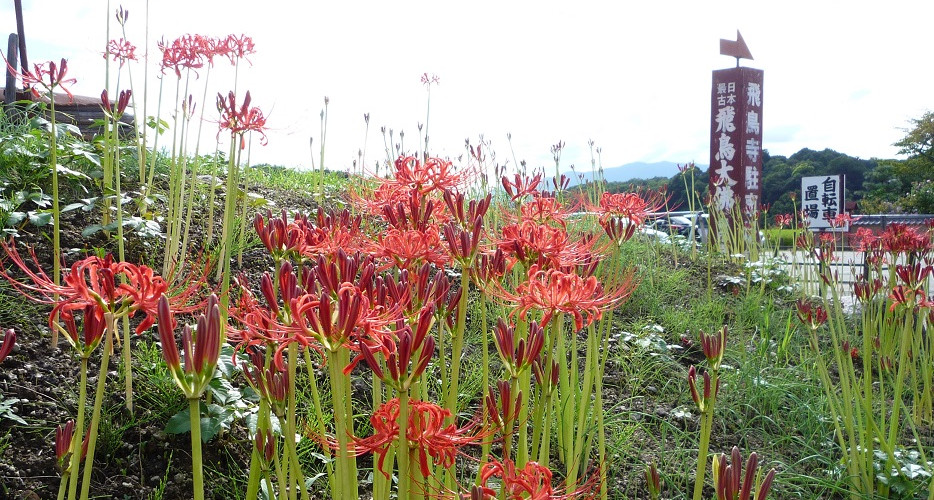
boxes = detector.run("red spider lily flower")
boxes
[500,264,637,329]
[850,227,879,253]
[222,34,256,65]
[295,208,368,259]
[677,162,697,174]
[420,72,440,86]
[157,35,209,78]
[101,89,132,118]
[12,58,77,102]
[596,190,667,227]
[497,220,569,270]
[157,294,224,399]
[478,459,597,500]
[880,223,931,257]
[502,173,543,202]
[493,319,544,378]
[0,328,13,362]
[106,38,138,66]
[372,226,450,272]
[519,195,571,226]
[351,398,485,478]
[393,155,469,195]
[216,90,268,145]
[853,278,884,303]
[290,284,372,352]
[773,214,792,228]
[699,326,727,369]
[486,380,522,433]
[795,299,827,329]
[713,447,776,500]
[253,210,307,261]
[829,212,858,228]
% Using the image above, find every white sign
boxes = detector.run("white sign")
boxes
[801,175,846,231]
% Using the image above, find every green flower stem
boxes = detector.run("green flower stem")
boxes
[79,313,115,500]
[218,139,240,311]
[444,269,470,422]
[567,322,598,492]
[396,388,410,500]
[274,435,287,500]
[277,414,310,500]
[691,370,717,500]
[57,471,68,500]
[67,355,88,500]
[302,348,335,494]
[475,294,491,485]
[188,397,205,500]
[327,350,356,499]
[49,95,61,347]
[244,434,263,500]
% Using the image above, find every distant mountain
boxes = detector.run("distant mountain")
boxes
[566,161,708,185]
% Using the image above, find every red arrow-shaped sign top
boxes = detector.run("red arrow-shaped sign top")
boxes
[720,30,753,61]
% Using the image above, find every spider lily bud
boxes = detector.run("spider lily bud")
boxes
[62,305,107,357]
[55,420,75,469]
[486,380,522,434]
[158,294,224,399]
[795,299,827,329]
[254,429,276,467]
[700,326,727,369]
[713,447,776,500]
[0,328,14,362]
[645,461,661,500]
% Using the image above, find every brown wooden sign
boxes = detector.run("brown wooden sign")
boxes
[709,66,764,218]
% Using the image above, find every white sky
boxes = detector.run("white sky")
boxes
[2,1,931,174]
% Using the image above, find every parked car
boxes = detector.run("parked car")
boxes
[651,215,699,240]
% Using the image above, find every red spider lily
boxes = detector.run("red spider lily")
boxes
[519,195,571,226]
[0,243,172,335]
[810,233,836,264]
[216,90,268,145]
[11,58,77,102]
[290,284,374,352]
[443,221,484,267]
[688,365,719,413]
[829,212,858,228]
[850,227,879,253]
[101,89,132,118]
[222,34,256,65]
[773,213,792,228]
[713,447,776,500]
[497,220,569,269]
[795,299,827,329]
[156,294,224,399]
[381,193,439,231]
[351,398,485,478]
[699,326,727,369]
[421,72,440,86]
[296,209,368,260]
[486,380,522,433]
[477,459,597,500]
[500,264,637,329]
[372,226,450,272]
[502,173,543,202]
[853,278,884,303]
[677,162,697,174]
[393,155,469,195]
[887,285,929,312]
[596,190,667,227]
[106,38,137,66]
[493,318,544,378]
[0,328,14,362]
[158,34,210,77]
[880,223,931,257]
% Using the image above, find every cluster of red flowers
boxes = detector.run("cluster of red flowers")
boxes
[158,33,255,77]
[216,90,268,144]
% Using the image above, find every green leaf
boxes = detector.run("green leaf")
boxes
[82,224,104,237]
[56,164,91,180]
[6,212,26,226]
[28,211,52,227]
[164,408,191,435]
